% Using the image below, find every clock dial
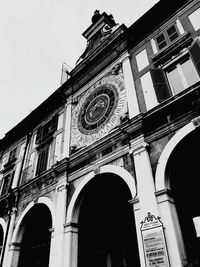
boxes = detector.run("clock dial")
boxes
[78,84,118,135]
[71,73,126,149]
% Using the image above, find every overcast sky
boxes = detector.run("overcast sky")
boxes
[0,0,159,139]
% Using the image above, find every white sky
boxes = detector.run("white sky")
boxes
[0,0,159,139]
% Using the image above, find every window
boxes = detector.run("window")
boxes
[155,23,180,51]
[0,173,13,196]
[156,33,167,50]
[0,156,7,171]
[36,115,58,144]
[35,145,50,176]
[166,25,179,42]
[151,39,200,103]
[136,49,149,71]
[21,152,36,184]
[8,147,17,163]
[54,133,62,163]
[140,71,158,110]
[19,142,25,158]
[189,7,200,31]
[166,57,199,94]
[57,113,64,130]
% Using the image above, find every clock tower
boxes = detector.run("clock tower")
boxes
[70,11,130,150]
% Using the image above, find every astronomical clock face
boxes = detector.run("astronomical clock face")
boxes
[71,73,126,149]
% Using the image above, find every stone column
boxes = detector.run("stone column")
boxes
[156,189,186,267]
[6,242,21,267]
[48,179,68,267]
[63,222,78,267]
[63,97,72,159]
[2,208,17,267]
[121,53,140,119]
[130,136,159,219]
[130,198,146,267]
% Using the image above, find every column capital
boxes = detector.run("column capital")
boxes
[129,135,149,155]
[9,242,21,251]
[56,181,69,192]
[65,96,73,106]
[120,52,130,63]
[10,207,17,215]
[64,222,78,233]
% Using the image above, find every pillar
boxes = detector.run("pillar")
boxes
[121,53,140,119]
[63,222,78,267]
[131,136,159,219]
[2,208,17,267]
[156,189,186,267]
[6,242,21,267]
[49,179,68,267]
[130,198,146,267]
[63,97,72,159]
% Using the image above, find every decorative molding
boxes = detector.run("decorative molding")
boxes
[64,222,79,234]
[9,242,21,251]
[141,212,161,225]
[192,116,200,127]
[129,135,149,155]
[56,182,69,192]
[93,166,100,176]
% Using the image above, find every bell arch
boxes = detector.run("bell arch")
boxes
[66,164,137,224]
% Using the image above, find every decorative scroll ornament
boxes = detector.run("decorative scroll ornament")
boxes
[140,212,170,267]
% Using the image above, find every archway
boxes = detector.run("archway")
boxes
[165,127,200,265]
[77,172,140,267]
[17,203,52,267]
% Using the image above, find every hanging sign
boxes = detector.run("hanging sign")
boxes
[141,212,170,267]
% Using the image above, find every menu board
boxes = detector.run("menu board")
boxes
[141,212,170,267]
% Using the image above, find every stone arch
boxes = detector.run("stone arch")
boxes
[66,164,136,224]
[12,196,55,243]
[155,122,196,191]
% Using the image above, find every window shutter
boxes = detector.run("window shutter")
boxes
[36,145,49,176]
[189,38,200,76]
[51,114,58,132]
[1,173,13,196]
[36,127,42,144]
[150,68,172,103]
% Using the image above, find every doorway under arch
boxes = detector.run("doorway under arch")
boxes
[77,172,140,267]
[17,203,52,267]
[166,127,200,265]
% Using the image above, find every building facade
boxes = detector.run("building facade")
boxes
[1,0,200,266]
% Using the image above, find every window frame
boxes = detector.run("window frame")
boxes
[155,23,181,51]
[35,143,51,176]
[8,147,18,163]
[150,38,200,103]
[0,172,13,197]
[165,55,200,94]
